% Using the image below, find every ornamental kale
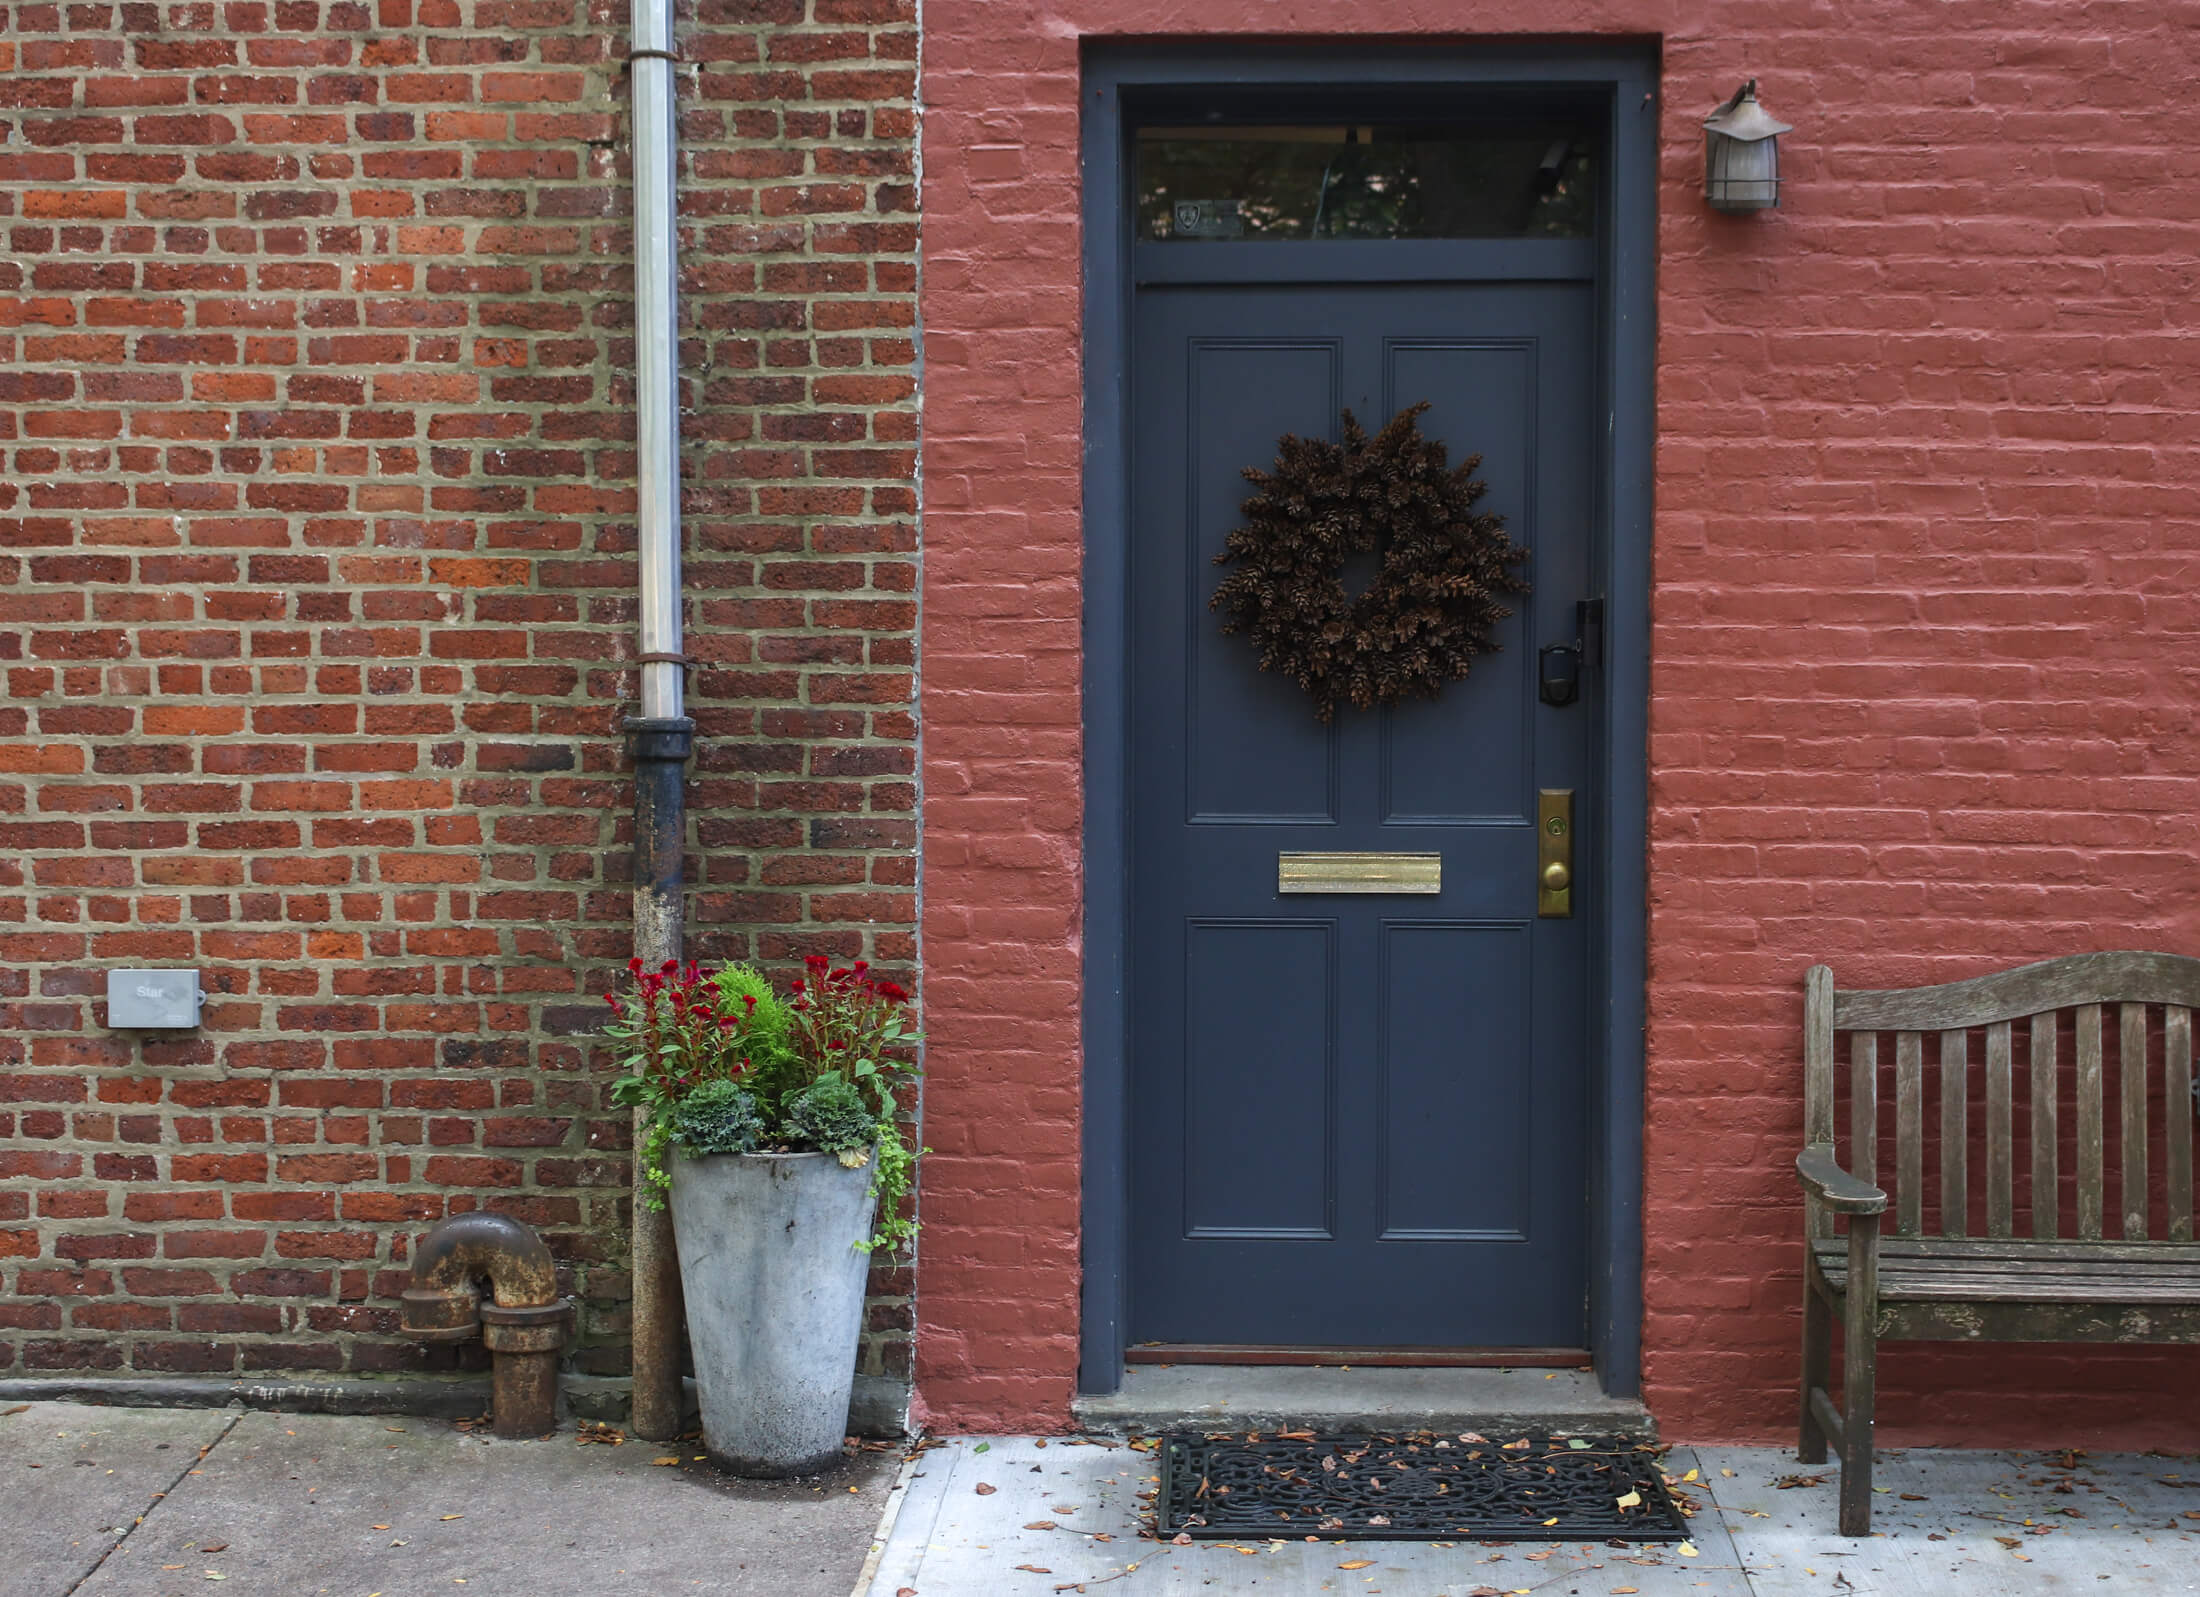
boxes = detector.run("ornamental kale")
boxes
[783,1073,877,1165]
[670,1077,765,1158]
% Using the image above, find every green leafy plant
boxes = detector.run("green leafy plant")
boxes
[606,953,923,1255]
[783,1073,877,1163]
[670,1076,764,1157]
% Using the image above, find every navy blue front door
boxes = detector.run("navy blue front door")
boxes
[1128,279,1597,1348]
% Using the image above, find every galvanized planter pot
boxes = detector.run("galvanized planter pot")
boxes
[666,1149,878,1477]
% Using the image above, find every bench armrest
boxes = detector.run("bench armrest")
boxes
[1796,1144,1887,1216]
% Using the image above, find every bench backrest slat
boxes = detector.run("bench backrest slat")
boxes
[2123,1003,2150,1240]
[1895,1031,1924,1237]
[2171,1007,2194,1243]
[1851,1031,1878,1192]
[1941,1027,1969,1237]
[1810,953,2200,1247]
[2077,1003,2105,1241]
[2031,1016,2059,1241]
[1986,1020,2014,1239]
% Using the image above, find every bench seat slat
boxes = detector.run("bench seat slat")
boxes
[1865,1237,2200,1265]
[1811,1239,2200,1305]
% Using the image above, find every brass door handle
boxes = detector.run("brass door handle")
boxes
[1537,789,1573,918]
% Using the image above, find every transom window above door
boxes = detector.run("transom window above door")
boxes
[1136,122,1597,242]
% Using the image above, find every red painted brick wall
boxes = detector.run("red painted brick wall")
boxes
[918,2,2200,1444]
[0,0,918,1391]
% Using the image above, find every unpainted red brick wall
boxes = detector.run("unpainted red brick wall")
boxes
[918,1,2200,1443]
[0,0,918,1390]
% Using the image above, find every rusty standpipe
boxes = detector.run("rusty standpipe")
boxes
[401,1212,572,1438]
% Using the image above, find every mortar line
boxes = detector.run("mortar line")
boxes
[63,1409,245,1597]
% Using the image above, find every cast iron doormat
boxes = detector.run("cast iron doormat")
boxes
[1155,1432,1689,1541]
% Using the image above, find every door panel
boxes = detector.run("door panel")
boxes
[1182,919,1336,1238]
[1184,339,1342,825]
[1129,280,1595,1349]
[1379,920,1532,1240]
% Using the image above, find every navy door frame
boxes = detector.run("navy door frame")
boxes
[1078,42,1658,1399]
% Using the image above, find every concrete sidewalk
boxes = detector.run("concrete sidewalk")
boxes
[1,1399,897,1597]
[868,1436,2200,1596]
[13,1400,2200,1597]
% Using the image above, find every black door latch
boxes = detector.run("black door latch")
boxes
[1538,599,1603,708]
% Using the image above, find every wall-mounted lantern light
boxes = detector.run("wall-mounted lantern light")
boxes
[1703,80,1791,213]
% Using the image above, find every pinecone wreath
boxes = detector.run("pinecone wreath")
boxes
[1210,401,1530,723]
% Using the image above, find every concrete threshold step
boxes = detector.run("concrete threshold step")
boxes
[1072,1364,1653,1439]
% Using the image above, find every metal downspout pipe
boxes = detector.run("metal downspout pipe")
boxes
[624,0,690,1444]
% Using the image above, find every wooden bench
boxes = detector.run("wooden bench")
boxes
[1796,952,2200,1535]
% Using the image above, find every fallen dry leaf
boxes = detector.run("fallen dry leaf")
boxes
[974,1483,997,1495]
[1170,1532,1191,1545]
[1024,1521,1058,1531]
[1013,1566,1052,1574]
[653,1457,680,1467]
[200,1543,227,1554]
[1616,1490,1642,1508]
[1339,1560,1374,1570]
[440,1514,463,1522]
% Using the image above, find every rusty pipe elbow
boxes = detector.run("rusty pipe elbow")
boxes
[401,1211,571,1439]
[401,1211,560,1342]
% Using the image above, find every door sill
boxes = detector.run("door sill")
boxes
[1124,1344,1590,1369]
[1074,1365,1652,1439]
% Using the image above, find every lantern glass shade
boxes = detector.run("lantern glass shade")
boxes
[1701,80,1791,213]
[1705,129,1780,211]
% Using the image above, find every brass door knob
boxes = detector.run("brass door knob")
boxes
[1541,860,1572,893]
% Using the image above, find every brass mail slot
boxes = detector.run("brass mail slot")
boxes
[1277,851,1442,895]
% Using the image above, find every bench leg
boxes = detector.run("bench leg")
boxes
[1798,1261,1831,1465]
[1837,1218,1880,1537]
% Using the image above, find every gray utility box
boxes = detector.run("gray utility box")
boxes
[107,969,204,1029]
